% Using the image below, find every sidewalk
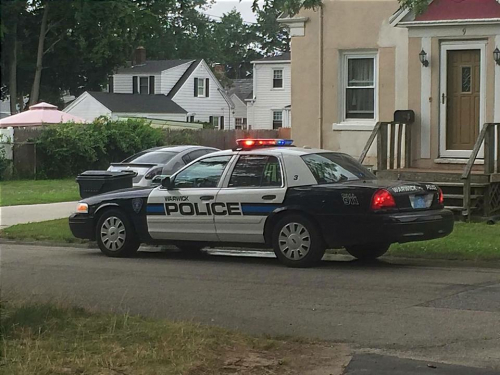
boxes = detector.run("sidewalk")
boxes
[0,201,77,229]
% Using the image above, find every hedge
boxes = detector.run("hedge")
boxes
[36,117,164,179]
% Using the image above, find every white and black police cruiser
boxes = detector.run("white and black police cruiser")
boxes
[69,139,454,267]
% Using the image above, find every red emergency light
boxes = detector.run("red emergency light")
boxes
[236,139,294,149]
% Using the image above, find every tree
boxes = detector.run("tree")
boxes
[213,10,260,78]
[398,0,429,15]
[252,0,322,56]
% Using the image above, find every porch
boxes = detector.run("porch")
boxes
[360,121,500,218]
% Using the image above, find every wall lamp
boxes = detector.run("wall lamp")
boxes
[419,49,429,67]
[494,47,500,65]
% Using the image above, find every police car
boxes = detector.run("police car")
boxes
[69,139,454,268]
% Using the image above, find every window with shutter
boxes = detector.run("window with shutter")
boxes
[205,78,209,97]
[139,77,148,94]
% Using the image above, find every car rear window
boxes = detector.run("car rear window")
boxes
[128,151,177,164]
[301,153,376,184]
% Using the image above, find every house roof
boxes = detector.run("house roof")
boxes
[253,52,291,63]
[166,60,202,99]
[87,92,187,114]
[393,0,500,25]
[227,79,253,102]
[116,60,193,74]
[415,0,500,21]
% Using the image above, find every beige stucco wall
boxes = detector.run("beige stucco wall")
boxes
[291,0,403,166]
[291,0,499,169]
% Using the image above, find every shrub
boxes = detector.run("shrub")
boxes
[36,117,163,178]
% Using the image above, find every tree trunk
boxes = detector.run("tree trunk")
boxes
[29,3,49,106]
[9,27,18,114]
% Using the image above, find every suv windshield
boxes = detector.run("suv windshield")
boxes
[125,151,177,165]
[301,153,376,184]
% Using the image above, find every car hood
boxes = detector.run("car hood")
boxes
[80,186,155,205]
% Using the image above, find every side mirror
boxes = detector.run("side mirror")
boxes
[161,176,172,189]
[152,174,169,185]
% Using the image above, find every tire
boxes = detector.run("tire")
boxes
[272,214,325,268]
[96,209,140,257]
[345,243,390,261]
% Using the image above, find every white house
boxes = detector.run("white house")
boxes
[65,48,234,129]
[246,53,291,129]
[227,79,253,129]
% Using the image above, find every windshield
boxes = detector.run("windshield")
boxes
[123,151,177,165]
[301,153,376,184]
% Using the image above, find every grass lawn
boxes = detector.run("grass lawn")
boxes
[388,222,500,261]
[0,301,340,374]
[1,219,499,261]
[0,179,80,206]
[0,218,86,244]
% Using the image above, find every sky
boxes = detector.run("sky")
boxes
[200,0,264,24]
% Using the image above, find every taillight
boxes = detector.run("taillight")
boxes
[145,166,163,180]
[438,188,444,205]
[371,189,396,210]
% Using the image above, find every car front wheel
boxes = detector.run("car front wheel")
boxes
[345,243,390,261]
[96,210,140,257]
[272,214,325,268]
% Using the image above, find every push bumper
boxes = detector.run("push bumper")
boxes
[376,209,454,243]
[69,213,94,240]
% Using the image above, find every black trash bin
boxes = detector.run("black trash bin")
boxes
[76,170,135,199]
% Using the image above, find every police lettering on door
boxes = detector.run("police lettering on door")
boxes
[147,196,242,216]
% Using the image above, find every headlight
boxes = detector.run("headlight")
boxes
[76,202,89,214]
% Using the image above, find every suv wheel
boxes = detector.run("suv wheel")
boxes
[96,210,140,257]
[272,214,325,268]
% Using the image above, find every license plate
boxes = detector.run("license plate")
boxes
[411,195,426,209]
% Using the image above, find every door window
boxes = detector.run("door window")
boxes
[173,155,232,189]
[228,155,282,188]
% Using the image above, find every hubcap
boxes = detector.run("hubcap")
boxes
[278,222,311,260]
[100,216,126,251]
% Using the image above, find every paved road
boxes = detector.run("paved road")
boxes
[0,201,77,229]
[2,244,500,372]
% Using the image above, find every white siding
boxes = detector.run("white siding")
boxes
[64,93,111,121]
[113,75,133,94]
[248,63,291,129]
[113,74,162,94]
[161,62,193,95]
[171,61,233,129]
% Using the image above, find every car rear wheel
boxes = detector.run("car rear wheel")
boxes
[96,210,140,257]
[345,243,390,261]
[272,214,325,268]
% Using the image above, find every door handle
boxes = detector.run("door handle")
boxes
[442,93,446,104]
[200,195,215,201]
[262,195,276,200]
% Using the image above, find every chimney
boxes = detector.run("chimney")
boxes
[213,64,225,74]
[132,46,146,66]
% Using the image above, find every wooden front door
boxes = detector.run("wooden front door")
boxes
[446,49,480,150]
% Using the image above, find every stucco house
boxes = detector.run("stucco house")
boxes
[246,53,292,129]
[65,47,235,129]
[280,0,500,216]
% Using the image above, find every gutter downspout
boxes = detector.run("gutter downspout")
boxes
[318,5,324,149]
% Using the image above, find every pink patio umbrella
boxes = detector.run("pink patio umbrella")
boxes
[0,102,86,127]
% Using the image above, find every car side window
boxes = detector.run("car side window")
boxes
[173,155,232,189]
[228,155,282,188]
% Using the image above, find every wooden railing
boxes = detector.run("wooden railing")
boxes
[359,121,412,170]
[462,123,500,218]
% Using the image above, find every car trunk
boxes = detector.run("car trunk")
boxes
[108,163,157,183]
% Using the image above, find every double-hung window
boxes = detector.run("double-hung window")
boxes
[273,69,283,88]
[272,111,283,129]
[343,53,377,121]
[139,77,149,94]
[197,79,205,97]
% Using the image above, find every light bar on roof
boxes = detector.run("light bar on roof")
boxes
[236,139,294,149]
